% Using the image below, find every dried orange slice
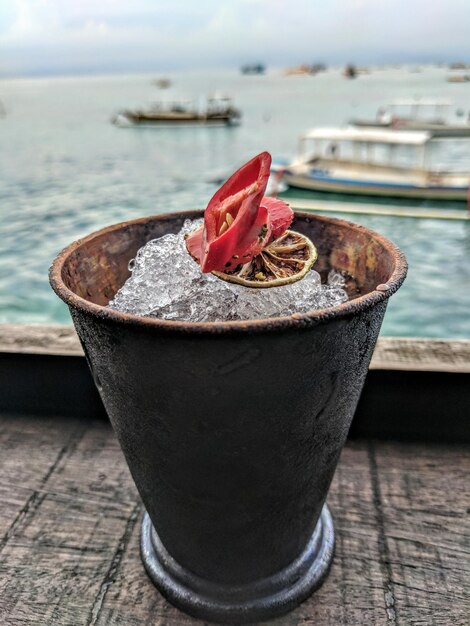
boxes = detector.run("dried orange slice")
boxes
[212,230,317,288]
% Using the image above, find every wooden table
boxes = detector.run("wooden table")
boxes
[0,413,468,625]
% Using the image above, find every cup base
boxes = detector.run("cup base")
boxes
[140,504,334,624]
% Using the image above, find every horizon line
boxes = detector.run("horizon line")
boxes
[1,60,465,81]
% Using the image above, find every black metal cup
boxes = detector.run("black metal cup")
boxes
[50,211,406,623]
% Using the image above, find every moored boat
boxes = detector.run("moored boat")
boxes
[284,63,327,76]
[447,74,470,83]
[240,63,265,75]
[153,78,172,89]
[343,64,357,78]
[112,96,241,127]
[350,99,470,137]
[280,127,470,201]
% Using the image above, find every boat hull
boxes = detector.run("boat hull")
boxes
[282,173,468,201]
[123,113,239,127]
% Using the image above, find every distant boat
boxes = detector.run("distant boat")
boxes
[350,99,470,137]
[112,96,241,127]
[447,74,470,83]
[284,63,327,76]
[343,64,357,79]
[153,78,172,89]
[449,62,469,70]
[240,64,265,75]
[280,127,470,201]
[284,65,312,76]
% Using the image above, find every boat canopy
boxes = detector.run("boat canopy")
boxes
[301,127,431,146]
[387,98,452,108]
[208,93,233,102]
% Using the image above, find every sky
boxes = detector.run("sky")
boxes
[0,0,469,77]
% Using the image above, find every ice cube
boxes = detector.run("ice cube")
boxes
[108,219,348,322]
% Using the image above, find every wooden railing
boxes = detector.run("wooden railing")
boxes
[0,324,468,442]
[1,323,469,373]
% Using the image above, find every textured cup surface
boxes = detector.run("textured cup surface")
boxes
[50,211,407,621]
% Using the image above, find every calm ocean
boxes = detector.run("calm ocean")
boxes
[0,67,469,337]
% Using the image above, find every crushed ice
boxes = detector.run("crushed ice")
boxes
[108,219,348,322]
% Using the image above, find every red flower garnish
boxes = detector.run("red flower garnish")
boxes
[186,152,293,273]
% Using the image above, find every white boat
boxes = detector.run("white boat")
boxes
[447,74,470,83]
[281,127,470,201]
[351,99,470,137]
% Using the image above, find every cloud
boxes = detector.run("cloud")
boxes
[1,0,469,76]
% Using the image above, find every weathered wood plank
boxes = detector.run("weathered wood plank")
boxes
[373,443,470,626]
[0,414,82,545]
[0,414,468,625]
[1,324,470,373]
[369,337,470,373]
[0,418,139,626]
[0,324,84,357]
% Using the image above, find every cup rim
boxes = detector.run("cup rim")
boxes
[49,210,408,335]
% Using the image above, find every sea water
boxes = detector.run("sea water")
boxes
[1,68,469,337]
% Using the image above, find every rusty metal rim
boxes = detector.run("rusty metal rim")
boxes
[49,210,408,335]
